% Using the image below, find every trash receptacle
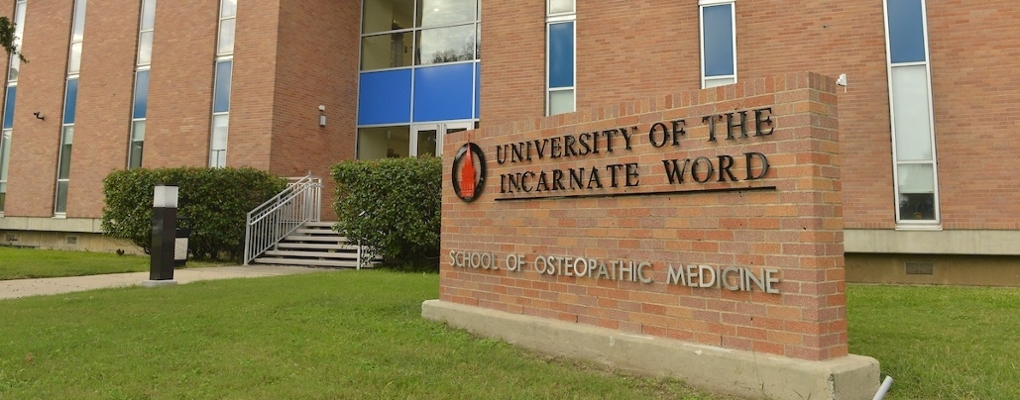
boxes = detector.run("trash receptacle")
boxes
[174,218,191,267]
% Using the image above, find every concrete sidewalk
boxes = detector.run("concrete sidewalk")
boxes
[0,265,337,300]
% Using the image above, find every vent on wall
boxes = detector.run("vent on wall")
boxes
[66,236,78,245]
[905,262,934,275]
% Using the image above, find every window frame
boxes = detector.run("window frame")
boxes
[209,0,236,168]
[55,0,87,216]
[545,3,575,116]
[0,0,25,215]
[882,0,941,226]
[128,0,156,169]
[698,0,737,89]
[358,0,481,72]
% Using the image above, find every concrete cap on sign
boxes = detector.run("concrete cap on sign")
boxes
[153,185,179,208]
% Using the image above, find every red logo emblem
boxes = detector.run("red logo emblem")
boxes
[452,143,486,202]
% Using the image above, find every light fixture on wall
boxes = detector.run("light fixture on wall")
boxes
[318,105,326,127]
[836,74,848,93]
[32,111,44,121]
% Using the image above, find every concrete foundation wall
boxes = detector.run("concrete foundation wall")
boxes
[424,300,880,400]
[0,230,140,254]
[847,253,1020,287]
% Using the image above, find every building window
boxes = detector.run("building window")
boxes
[360,0,479,71]
[55,0,87,215]
[356,0,481,156]
[884,0,939,224]
[7,0,26,82]
[546,0,574,116]
[210,0,235,168]
[0,0,25,213]
[129,70,149,169]
[700,0,736,88]
[357,126,410,159]
[129,0,156,169]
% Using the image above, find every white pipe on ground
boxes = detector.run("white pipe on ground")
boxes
[872,376,894,400]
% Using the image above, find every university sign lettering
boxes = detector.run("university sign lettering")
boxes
[451,107,777,202]
[447,250,781,293]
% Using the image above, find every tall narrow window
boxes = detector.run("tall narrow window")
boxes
[0,0,25,213]
[884,0,939,224]
[210,0,235,168]
[700,0,736,88]
[56,0,87,215]
[546,0,574,116]
[128,0,156,169]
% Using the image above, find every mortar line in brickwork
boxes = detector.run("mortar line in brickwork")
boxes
[494,186,778,202]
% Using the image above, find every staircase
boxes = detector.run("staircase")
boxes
[242,174,381,269]
[251,222,381,269]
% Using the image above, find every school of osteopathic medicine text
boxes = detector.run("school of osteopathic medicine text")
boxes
[449,251,780,294]
[451,107,783,294]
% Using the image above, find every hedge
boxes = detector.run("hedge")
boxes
[331,157,442,271]
[101,167,286,261]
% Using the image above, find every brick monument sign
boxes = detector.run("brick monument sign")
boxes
[423,72,880,400]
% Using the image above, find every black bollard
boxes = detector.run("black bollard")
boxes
[146,185,178,286]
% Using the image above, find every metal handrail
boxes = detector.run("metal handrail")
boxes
[243,173,322,265]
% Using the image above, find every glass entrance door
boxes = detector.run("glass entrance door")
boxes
[411,125,439,157]
[411,121,474,157]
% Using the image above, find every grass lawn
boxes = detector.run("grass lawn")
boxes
[848,284,1020,399]
[0,271,725,400]
[1,269,1017,399]
[0,247,227,280]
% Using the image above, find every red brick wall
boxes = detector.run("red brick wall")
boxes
[66,0,140,218]
[443,72,846,361]
[927,2,1020,230]
[478,1,894,229]
[144,0,218,169]
[268,0,360,218]
[478,0,545,127]
[3,1,72,216]
[480,0,1020,231]
[228,0,279,170]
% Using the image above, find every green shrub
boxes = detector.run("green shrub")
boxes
[101,167,286,261]
[331,157,442,272]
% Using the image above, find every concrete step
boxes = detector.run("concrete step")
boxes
[252,257,365,268]
[292,228,341,236]
[283,235,350,243]
[263,250,359,259]
[303,221,338,229]
[249,221,380,269]
[276,242,360,251]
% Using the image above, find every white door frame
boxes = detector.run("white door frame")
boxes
[410,120,475,156]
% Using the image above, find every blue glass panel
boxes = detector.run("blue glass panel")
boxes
[133,70,150,119]
[413,63,473,122]
[703,4,735,77]
[474,62,480,119]
[887,0,926,63]
[63,79,78,125]
[358,69,412,125]
[3,86,15,129]
[214,61,232,113]
[548,22,574,88]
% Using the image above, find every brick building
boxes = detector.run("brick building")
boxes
[0,0,1017,285]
